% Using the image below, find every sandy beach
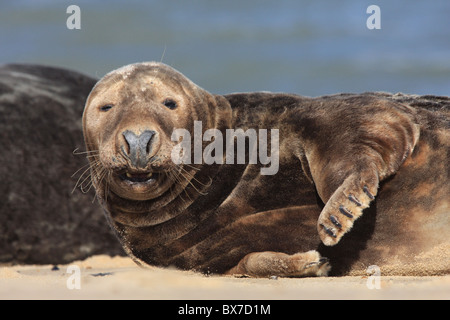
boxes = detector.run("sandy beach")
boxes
[1,255,448,300]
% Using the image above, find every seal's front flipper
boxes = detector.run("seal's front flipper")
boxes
[317,167,379,246]
[297,97,421,246]
[226,250,330,278]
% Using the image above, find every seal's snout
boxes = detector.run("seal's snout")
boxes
[121,129,156,168]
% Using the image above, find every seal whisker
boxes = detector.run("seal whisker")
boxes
[183,163,201,172]
[90,166,109,197]
[72,147,99,156]
[78,170,96,194]
[178,167,209,196]
[71,161,93,179]
[160,44,167,63]
[168,167,193,203]
[89,167,105,203]
[180,166,212,190]
[85,154,101,159]
[165,169,187,204]
[72,162,97,194]
[71,148,101,193]
[74,159,104,194]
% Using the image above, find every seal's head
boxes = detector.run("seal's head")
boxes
[82,62,231,204]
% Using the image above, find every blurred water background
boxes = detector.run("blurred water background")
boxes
[1,0,449,96]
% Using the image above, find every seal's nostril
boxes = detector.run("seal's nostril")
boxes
[122,135,131,155]
[139,130,155,153]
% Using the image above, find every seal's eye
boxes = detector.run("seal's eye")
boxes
[100,104,113,112]
[163,99,177,110]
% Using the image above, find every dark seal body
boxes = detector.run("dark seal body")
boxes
[0,64,124,264]
[83,62,449,276]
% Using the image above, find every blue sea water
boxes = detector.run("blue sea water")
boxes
[1,0,449,96]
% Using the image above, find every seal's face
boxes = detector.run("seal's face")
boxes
[82,62,231,202]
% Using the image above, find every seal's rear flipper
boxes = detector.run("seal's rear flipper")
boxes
[226,250,330,278]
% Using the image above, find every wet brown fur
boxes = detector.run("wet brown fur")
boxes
[83,62,449,277]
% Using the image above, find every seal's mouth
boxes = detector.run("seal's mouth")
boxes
[118,170,160,185]
[108,164,174,201]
